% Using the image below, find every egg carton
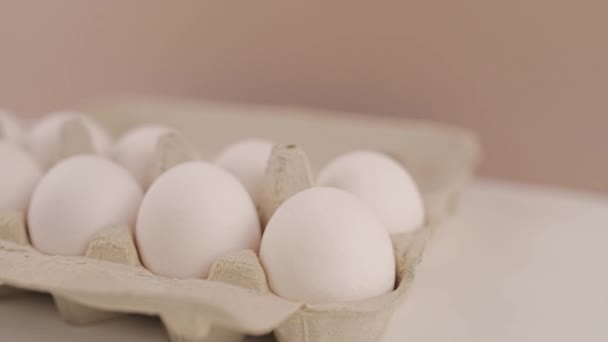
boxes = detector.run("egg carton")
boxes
[0,101,481,342]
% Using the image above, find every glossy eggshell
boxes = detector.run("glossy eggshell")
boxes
[136,161,261,279]
[260,187,396,304]
[28,155,143,256]
[318,150,424,234]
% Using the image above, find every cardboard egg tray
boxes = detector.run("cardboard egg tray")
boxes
[0,98,481,342]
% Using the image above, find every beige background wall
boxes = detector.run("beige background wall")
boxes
[0,1,606,192]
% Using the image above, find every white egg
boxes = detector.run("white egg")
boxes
[214,139,274,206]
[317,150,424,234]
[136,161,261,279]
[26,111,112,169]
[260,187,396,304]
[111,125,174,188]
[0,110,25,145]
[0,142,42,211]
[28,155,143,256]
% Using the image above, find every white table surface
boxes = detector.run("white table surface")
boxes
[1,180,607,342]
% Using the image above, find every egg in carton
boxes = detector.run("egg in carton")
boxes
[0,115,477,342]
